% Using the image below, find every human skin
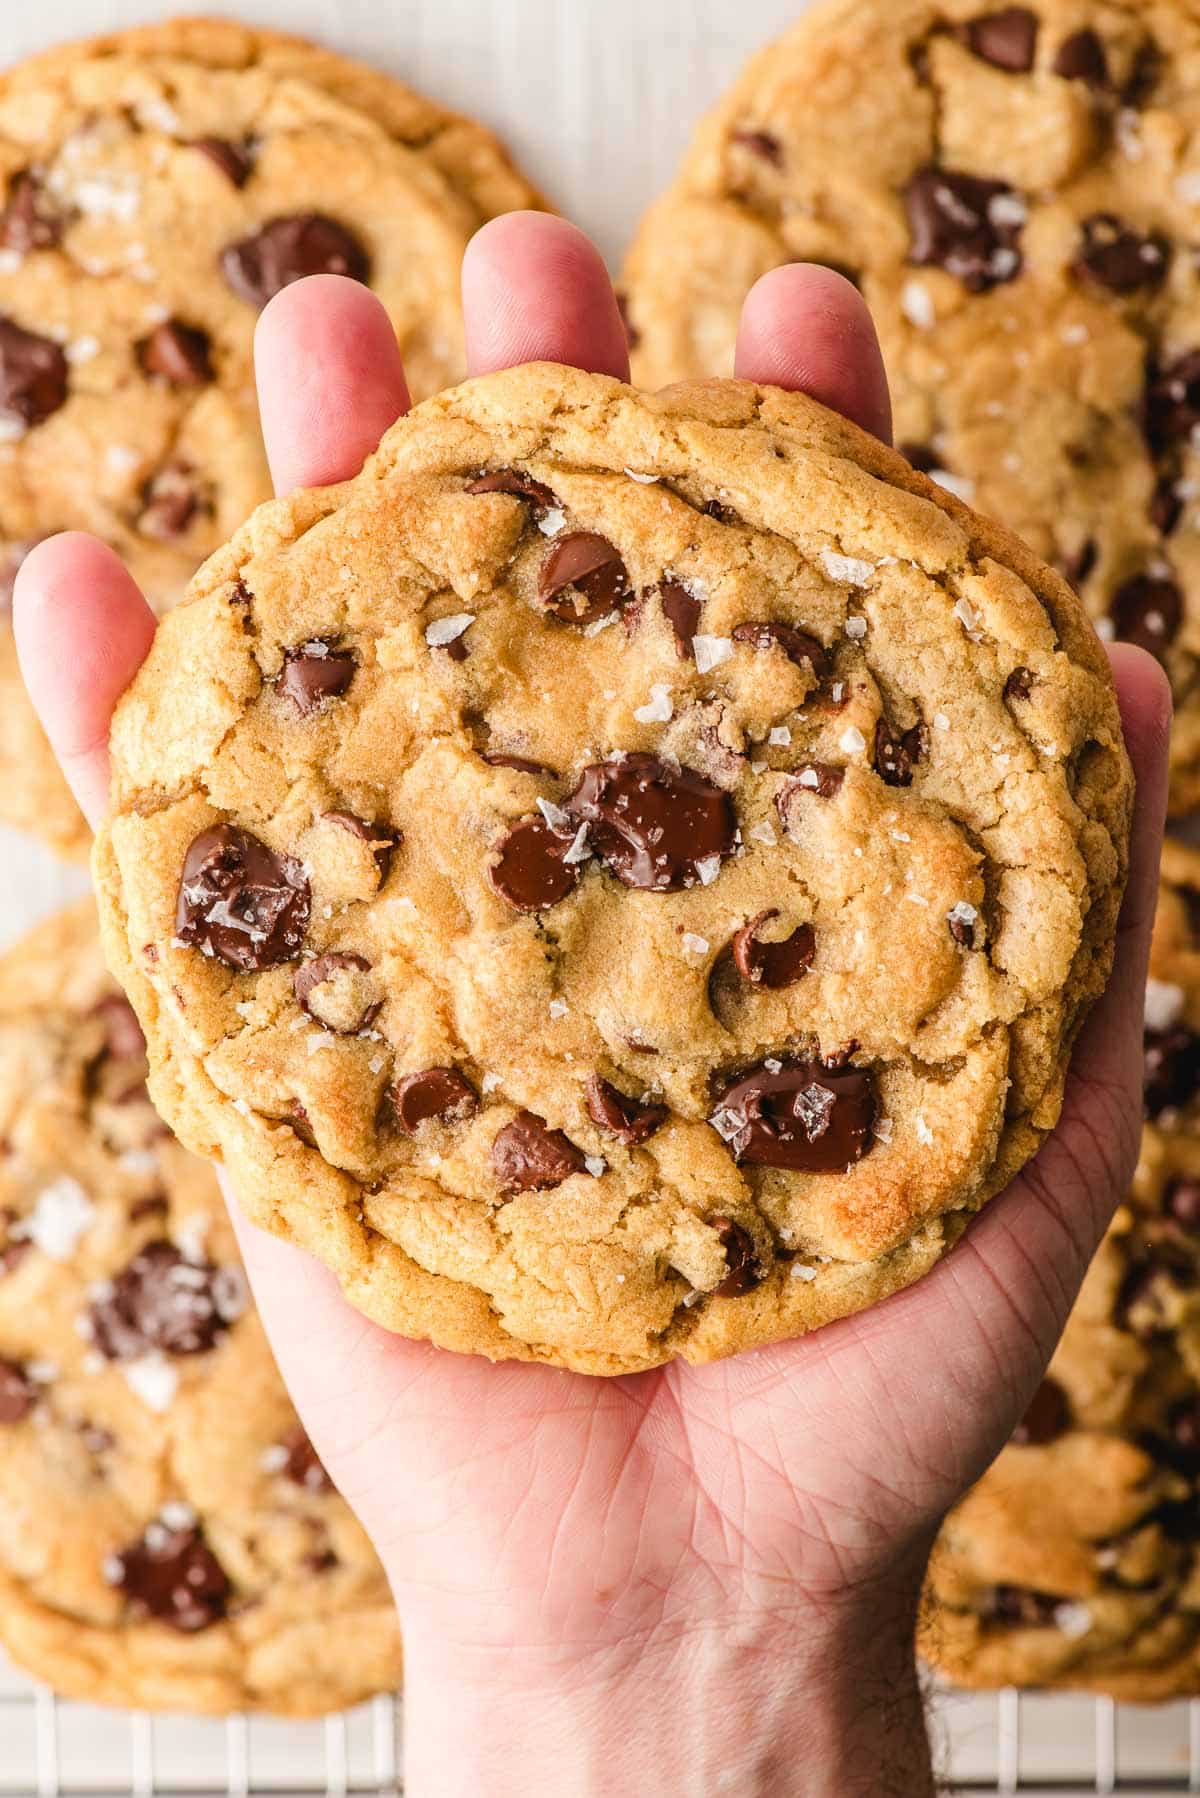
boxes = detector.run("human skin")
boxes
[16,214,1170,1797]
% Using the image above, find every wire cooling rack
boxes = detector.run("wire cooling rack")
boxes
[2,1660,1198,1798]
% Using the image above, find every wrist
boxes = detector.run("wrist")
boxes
[397,1586,931,1798]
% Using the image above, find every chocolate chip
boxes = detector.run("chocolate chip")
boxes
[466,468,557,516]
[1004,667,1034,704]
[701,499,738,523]
[900,442,941,473]
[0,172,62,254]
[1165,1176,1200,1230]
[585,1075,667,1146]
[481,751,555,776]
[138,461,207,541]
[615,291,641,352]
[92,995,146,1061]
[732,911,815,989]
[658,581,702,659]
[0,316,67,427]
[711,1058,876,1173]
[1152,476,1185,538]
[1011,1377,1070,1446]
[176,824,310,972]
[1054,29,1109,86]
[1116,1258,1186,1337]
[874,718,926,787]
[1144,351,1200,453]
[278,1424,333,1493]
[321,811,398,881]
[89,1242,231,1360]
[293,952,379,1033]
[732,621,828,678]
[1109,573,1183,659]
[0,1357,34,1423]
[1123,40,1162,107]
[963,8,1038,72]
[488,816,580,912]
[948,907,978,949]
[777,765,846,826]
[986,1585,1064,1628]
[492,1110,586,1194]
[221,214,370,308]
[732,128,783,165]
[538,532,632,626]
[711,1218,765,1298]
[190,137,253,187]
[1145,1026,1200,1117]
[905,167,1025,291]
[113,1520,230,1633]
[1059,538,1098,592]
[565,755,735,893]
[138,319,213,386]
[129,1195,169,1223]
[390,1067,478,1135]
[1073,214,1169,294]
[277,640,357,715]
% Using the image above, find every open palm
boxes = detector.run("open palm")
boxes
[15,213,1168,1794]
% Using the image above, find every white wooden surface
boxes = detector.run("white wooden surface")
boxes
[0,2,1185,1791]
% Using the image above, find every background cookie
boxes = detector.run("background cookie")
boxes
[94,363,1129,1375]
[922,840,1200,1698]
[0,16,545,859]
[0,899,401,1715]
[621,0,1200,810]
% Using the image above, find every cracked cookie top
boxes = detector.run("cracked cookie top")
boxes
[0,899,400,1715]
[94,364,1130,1374]
[0,16,543,857]
[621,0,1200,811]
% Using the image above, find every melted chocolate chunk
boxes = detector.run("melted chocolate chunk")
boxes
[114,1521,230,1633]
[565,754,735,892]
[176,824,310,972]
[874,718,926,787]
[778,765,846,821]
[0,316,67,426]
[1011,1377,1070,1446]
[1054,29,1109,86]
[732,128,783,165]
[659,581,702,659]
[585,1075,667,1146]
[322,811,398,880]
[1059,538,1098,593]
[481,751,555,776]
[1073,214,1169,294]
[138,461,207,541]
[0,1357,35,1423]
[0,172,62,254]
[1145,1027,1200,1117]
[92,995,146,1061]
[986,1585,1064,1628]
[390,1067,478,1135]
[138,319,213,386]
[190,137,253,187]
[732,911,815,989]
[222,214,369,308]
[90,1242,231,1360]
[279,1425,333,1493]
[732,620,828,677]
[711,1218,765,1298]
[900,442,940,474]
[293,952,378,1033]
[712,1058,876,1172]
[1165,1176,1200,1230]
[1109,573,1183,660]
[1117,1258,1187,1337]
[538,532,632,625]
[492,1110,587,1194]
[1152,475,1185,538]
[1004,667,1034,704]
[963,8,1038,72]
[466,468,557,515]
[1144,351,1200,453]
[277,640,357,715]
[488,816,580,912]
[905,167,1025,291]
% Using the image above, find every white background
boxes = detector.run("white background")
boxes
[0,3,1189,1792]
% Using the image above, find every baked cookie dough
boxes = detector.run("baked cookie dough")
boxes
[922,840,1200,1698]
[0,899,401,1714]
[621,0,1200,810]
[0,15,543,858]
[92,363,1130,1374]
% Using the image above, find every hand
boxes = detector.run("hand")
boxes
[16,215,1170,1798]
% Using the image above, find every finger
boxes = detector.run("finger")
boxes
[254,274,410,496]
[462,212,630,380]
[734,264,893,443]
[13,533,155,830]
